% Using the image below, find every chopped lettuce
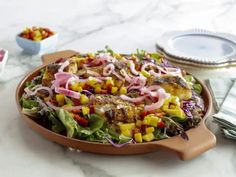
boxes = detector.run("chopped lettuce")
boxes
[46,109,65,133]
[184,75,203,94]
[22,107,38,117]
[57,109,79,138]
[193,83,202,94]
[88,114,104,132]
[21,97,39,109]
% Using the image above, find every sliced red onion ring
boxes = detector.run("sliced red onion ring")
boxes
[129,61,139,76]
[58,60,70,72]
[112,71,125,82]
[141,62,167,74]
[149,70,161,78]
[120,69,133,83]
[105,137,135,148]
[87,70,101,77]
[144,88,170,111]
[103,63,115,76]
[46,101,60,111]
[120,95,146,103]
[24,86,53,98]
[55,87,81,99]
[65,76,78,90]
[91,53,114,66]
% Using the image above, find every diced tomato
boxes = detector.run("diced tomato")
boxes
[73,114,88,127]
[157,121,165,129]
[71,98,80,106]
[141,111,148,120]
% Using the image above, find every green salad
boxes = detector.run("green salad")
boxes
[20,47,205,147]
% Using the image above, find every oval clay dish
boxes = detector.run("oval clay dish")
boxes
[16,50,216,160]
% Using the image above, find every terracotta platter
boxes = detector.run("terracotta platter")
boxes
[15,50,216,160]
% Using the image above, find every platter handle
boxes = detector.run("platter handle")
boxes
[41,50,78,65]
[155,122,216,160]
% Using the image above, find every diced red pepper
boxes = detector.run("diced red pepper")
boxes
[157,121,165,129]
[71,98,81,106]
[71,110,81,114]
[141,111,148,120]
[106,84,113,93]
[140,124,147,131]
[73,114,88,127]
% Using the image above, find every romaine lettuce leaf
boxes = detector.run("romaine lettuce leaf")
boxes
[57,109,79,138]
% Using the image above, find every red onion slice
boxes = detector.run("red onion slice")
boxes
[55,87,81,99]
[46,101,60,111]
[141,62,167,74]
[103,63,115,76]
[112,71,125,82]
[120,95,146,103]
[24,86,53,98]
[129,61,139,76]
[120,69,133,83]
[58,60,70,72]
[144,88,170,111]
[105,137,135,147]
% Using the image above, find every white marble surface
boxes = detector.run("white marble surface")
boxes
[0,0,236,176]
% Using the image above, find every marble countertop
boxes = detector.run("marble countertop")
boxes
[0,0,235,176]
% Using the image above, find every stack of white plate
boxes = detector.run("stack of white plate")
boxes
[156,29,236,67]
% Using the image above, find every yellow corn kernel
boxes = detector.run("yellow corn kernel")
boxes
[82,106,90,115]
[121,129,132,137]
[119,87,127,95]
[111,87,118,94]
[141,70,151,78]
[146,127,155,134]
[56,94,65,106]
[80,94,89,105]
[142,133,155,142]
[119,123,135,131]
[136,120,142,127]
[134,133,143,143]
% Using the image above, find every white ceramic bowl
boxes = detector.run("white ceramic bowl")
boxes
[16,33,58,54]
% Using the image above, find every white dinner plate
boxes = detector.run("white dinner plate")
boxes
[156,29,236,67]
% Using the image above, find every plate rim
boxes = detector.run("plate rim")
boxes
[157,29,236,65]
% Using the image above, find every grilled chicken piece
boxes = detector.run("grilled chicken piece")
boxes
[42,64,60,86]
[65,59,78,74]
[90,95,143,123]
[148,76,192,100]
